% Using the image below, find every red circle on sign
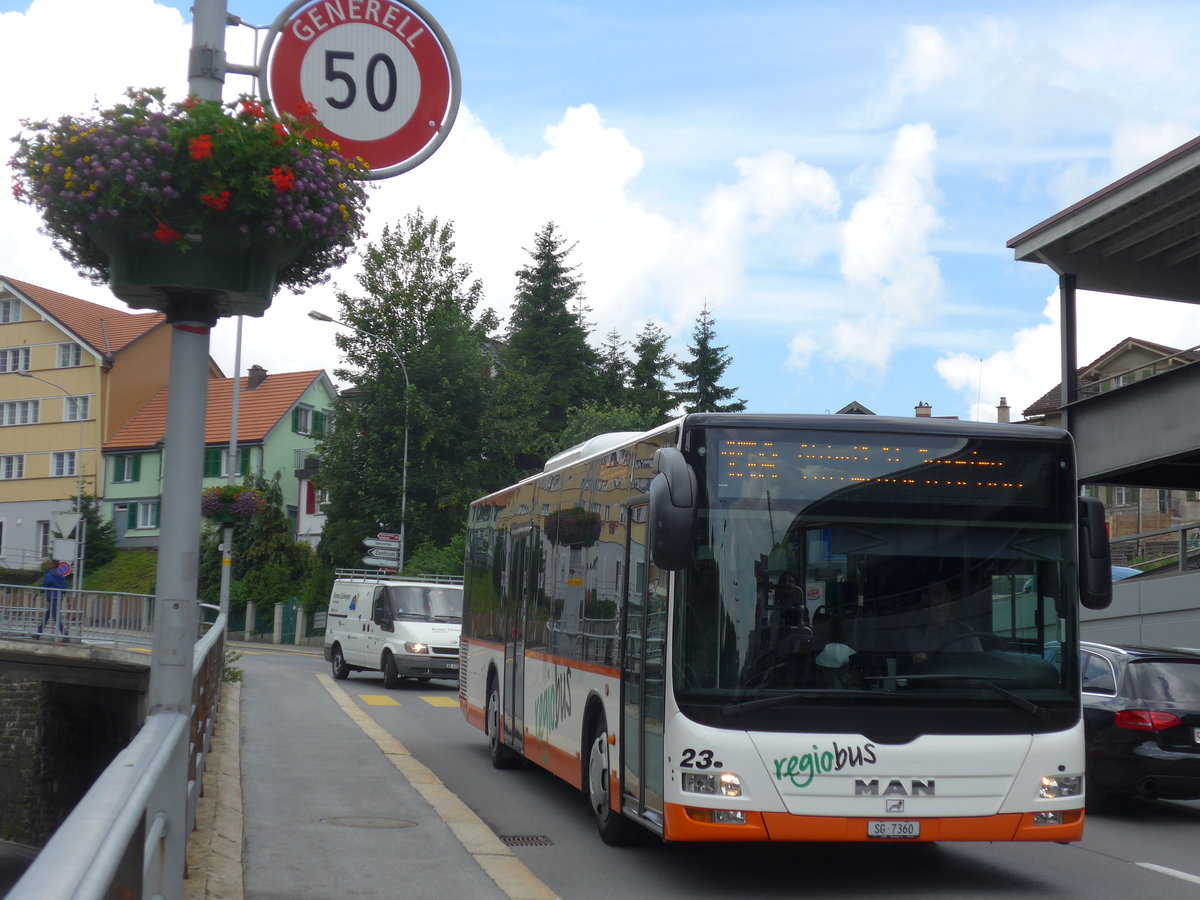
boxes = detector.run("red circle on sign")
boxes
[268,0,452,172]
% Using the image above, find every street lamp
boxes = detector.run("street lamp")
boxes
[17,369,88,590]
[308,310,411,571]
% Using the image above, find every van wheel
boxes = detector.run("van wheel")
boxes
[487,680,520,769]
[586,715,637,845]
[330,645,349,680]
[383,652,400,689]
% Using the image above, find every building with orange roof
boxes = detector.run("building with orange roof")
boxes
[104,365,336,549]
[0,276,223,571]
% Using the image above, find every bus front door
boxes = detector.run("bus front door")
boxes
[622,505,666,828]
[503,526,533,755]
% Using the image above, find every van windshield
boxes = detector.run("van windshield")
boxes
[386,586,462,622]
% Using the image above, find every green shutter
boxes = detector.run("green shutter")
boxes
[153,502,161,528]
[114,456,125,483]
[240,446,251,475]
[292,407,302,433]
[127,504,137,529]
[130,454,141,482]
[203,448,221,477]
[312,410,325,436]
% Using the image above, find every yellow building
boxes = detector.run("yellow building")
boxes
[0,276,221,570]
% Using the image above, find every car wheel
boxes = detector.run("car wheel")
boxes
[487,679,521,769]
[586,715,638,845]
[330,645,349,680]
[383,652,400,689]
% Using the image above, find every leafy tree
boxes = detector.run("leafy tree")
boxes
[504,221,600,432]
[628,320,677,421]
[403,531,466,577]
[318,211,504,568]
[674,304,746,413]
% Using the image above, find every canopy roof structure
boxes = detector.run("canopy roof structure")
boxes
[1009,136,1200,489]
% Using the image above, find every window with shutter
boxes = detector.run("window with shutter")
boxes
[240,446,251,475]
[131,454,141,482]
[203,448,221,477]
[114,456,126,482]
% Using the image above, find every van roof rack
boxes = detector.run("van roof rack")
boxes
[333,568,464,585]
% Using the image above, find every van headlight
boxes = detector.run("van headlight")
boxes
[404,642,428,654]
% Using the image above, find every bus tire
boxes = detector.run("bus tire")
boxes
[488,679,521,769]
[383,652,400,689]
[330,644,350,680]
[586,715,638,845]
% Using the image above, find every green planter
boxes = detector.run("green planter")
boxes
[95,231,299,317]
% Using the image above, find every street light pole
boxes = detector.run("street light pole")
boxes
[17,370,87,590]
[308,310,411,571]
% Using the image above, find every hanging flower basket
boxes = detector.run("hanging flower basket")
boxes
[545,506,602,548]
[10,88,371,317]
[201,485,266,523]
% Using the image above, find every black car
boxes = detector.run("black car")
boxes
[1080,641,1200,803]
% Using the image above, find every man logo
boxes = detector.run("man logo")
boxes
[855,779,936,797]
[886,799,905,813]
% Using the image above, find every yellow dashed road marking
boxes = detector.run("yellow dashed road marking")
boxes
[360,695,401,706]
[420,695,459,707]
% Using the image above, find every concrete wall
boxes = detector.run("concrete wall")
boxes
[1081,570,1200,649]
[0,676,144,845]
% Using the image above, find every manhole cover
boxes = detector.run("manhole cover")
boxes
[498,834,554,847]
[321,817,416,829]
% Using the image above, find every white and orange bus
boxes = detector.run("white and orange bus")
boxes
[459,414,1111,845]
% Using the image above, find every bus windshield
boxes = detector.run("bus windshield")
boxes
[673,425,1078,733]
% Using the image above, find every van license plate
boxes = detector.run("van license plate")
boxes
[868,821,919,839]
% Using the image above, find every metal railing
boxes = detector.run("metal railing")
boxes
[9,607,226,899]
[1108,521,1200,573]
[0,583,155,647]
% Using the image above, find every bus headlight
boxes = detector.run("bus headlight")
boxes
[1038,775,1082,799]
[681,772,743,798]
[404,642,428,654]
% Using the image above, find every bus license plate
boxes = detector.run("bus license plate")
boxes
[868,820,919,839]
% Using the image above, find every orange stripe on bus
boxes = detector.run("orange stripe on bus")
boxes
[663,805,1084,843]
[522,731,582,789]
[524,648,619,678]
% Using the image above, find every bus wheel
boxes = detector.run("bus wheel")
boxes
[586,716,637,845]
[488,680,520,769]
[383,652,400,689]
[330,645,349,680]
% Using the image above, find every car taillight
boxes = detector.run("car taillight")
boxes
[1114,709,1181,731]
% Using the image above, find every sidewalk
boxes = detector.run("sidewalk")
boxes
[185,642,559,900]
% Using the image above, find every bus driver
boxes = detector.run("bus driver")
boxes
[907,580,982,665]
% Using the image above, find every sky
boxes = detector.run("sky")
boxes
[5,0,1200,422]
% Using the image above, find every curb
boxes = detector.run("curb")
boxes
[184,679,244,900]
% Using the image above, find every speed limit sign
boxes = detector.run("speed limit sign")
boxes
[260,0,460,178]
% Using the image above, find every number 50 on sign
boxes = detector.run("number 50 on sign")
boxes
[260,0,461,178]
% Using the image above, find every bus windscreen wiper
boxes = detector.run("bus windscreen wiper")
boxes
[867,674,1044,719]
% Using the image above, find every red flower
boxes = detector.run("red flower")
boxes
[188,134,213,160]
[183,95,203,109]
[296,101,318,118]
[154,222,181,244]
[201,190,231,211]
[268,166,295,193]
[239,99,266,119]
[271,123,289,145]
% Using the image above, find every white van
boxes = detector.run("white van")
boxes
[323,570,464,688]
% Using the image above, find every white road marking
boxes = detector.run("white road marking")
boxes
[1137,863,1200,885]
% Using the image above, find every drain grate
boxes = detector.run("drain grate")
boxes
[498,834,554,847]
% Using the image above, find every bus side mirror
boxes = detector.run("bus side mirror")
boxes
[649,448,696,571]
[1078,496,1112,610]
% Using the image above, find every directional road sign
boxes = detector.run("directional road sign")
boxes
[362,557,398,568]
[363,538,401,549]
[262,0,460,177]
[377,532,402,542]
[368,547,400,559]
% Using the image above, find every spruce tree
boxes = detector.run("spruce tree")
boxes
[598,328,630,401]
[674,304,746,413]
[628,320,677,422]
[504,222,600,432]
